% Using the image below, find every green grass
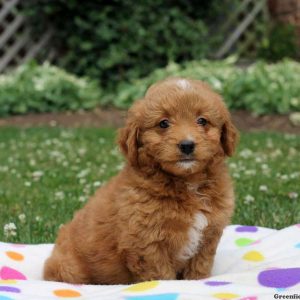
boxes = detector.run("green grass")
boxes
[0,127,299,243]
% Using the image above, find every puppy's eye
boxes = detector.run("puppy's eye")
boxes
[159,119,170,129]
[197,117,207,126]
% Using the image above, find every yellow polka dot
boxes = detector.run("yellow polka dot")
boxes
[243,250,264,262]
[124,281,159,292]
[6,251,24,261]
[0,280,17,284]
[213,292,240,299]
[53,289,81,298]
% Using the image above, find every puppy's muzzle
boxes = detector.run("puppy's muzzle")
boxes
[178,140,195,155]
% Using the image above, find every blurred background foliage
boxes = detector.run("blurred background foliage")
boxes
[102,58,300,115]
[0,61,101,116]
[1,59,299,116]
[0,0,298,117]
[257,22,298,61]
[22,0,235,86]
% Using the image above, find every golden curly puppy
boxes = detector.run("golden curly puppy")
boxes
[44,78,238,284]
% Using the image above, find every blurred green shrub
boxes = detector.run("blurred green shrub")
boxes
[22,1,229,86]
[257,23,298,61]
[1,59,299,117]
[103,58,300,115]
[0,61,101,116]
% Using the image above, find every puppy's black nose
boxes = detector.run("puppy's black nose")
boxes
[178,140,195,155]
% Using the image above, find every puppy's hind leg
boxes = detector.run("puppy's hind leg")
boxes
[43,248,90,284]
[43,255,63,282]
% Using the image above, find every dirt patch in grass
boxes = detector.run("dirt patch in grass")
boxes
[0,109,299,134]
[0,108,126,128]
[232,111,300,134]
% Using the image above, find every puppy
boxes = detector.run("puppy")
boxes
[44,77,238,284]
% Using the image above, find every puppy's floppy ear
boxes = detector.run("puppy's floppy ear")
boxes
[118,121,140,167]
[221,117,239,157]
[118,100,143,167]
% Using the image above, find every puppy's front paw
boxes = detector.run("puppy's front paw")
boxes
[136,269,177,282]
[183,269,210,280]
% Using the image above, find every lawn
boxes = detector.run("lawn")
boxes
[0,127,299,244]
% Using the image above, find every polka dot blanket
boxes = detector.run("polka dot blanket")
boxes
[1,224,300,300]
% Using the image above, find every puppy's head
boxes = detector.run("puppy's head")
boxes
[118,78,238,176]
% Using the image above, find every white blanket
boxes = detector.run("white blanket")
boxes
[1,224,300,299]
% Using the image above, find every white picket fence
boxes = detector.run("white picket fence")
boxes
[215,0,269,58]
[0,0,54,73]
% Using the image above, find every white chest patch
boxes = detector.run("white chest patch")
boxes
[178,212,208,261]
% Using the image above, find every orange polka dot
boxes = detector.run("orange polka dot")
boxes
[53,289,81,298]
[5,251,24,261]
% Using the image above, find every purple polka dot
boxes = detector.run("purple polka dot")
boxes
[258,268,300,288]
[0,286,21,293]
[236,226,258,233]
[205,281,231,286]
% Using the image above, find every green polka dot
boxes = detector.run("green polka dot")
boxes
[235,237,254,247]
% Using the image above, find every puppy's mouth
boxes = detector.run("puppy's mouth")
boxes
[176,158,197,169]
[178,154,196,163]
[178,158,195,162]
